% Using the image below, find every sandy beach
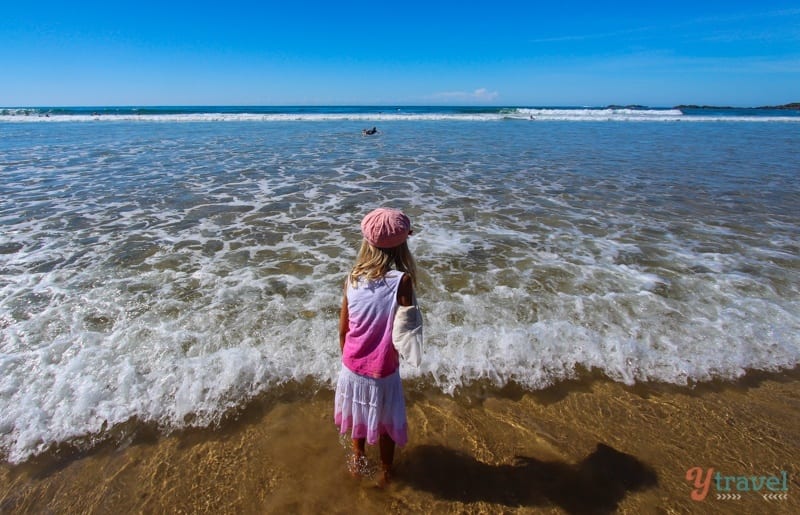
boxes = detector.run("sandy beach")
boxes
[2,367,798,514]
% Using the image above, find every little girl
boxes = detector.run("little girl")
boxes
[334,207,417,485]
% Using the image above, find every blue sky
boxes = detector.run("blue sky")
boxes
[1,1,799,106]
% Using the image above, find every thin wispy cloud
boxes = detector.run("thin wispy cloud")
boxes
[429,88,499,102]
[702,27,800,44]
[581,50,800,75]
[529,26,652,44]
[686,7,800,26]
[529,7,800,46]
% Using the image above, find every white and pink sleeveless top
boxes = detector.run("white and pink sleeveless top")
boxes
[342,270,403,378]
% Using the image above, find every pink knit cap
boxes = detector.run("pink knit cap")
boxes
[361,208,412,248]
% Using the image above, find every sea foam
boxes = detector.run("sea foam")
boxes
[2,106,799,123]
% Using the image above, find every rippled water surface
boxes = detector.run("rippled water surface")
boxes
[1,119,799,462]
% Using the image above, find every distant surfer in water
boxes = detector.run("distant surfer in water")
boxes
[362,126,378,135]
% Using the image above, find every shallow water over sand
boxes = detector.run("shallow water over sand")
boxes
[2,369,799,513]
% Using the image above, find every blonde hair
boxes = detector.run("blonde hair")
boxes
[349,240,417,287]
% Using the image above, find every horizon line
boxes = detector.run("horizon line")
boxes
[3,102,798,109]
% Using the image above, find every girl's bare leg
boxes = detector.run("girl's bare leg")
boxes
[350,438,366,477]
[378,434,395,485]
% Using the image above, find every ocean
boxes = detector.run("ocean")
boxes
[1,106,798,464]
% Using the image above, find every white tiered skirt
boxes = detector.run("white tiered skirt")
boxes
[334,366,408,446]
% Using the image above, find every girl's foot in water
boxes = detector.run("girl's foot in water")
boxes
[349,453,370,478]
[377,465,392,487]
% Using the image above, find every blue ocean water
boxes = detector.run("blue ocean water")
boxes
[1,107,799,462]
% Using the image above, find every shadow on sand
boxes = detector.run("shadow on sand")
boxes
[398,443,657,514]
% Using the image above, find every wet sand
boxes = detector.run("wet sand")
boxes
[2,368,799,514]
